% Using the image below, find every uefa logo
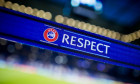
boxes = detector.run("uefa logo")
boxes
[43,28,58,42]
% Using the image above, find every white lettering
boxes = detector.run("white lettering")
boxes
[104,45,110,54]
[84,40,90,48]
[91,41,96,51]
[70,36,76,46]
[77,38,83,47]
[97,43,103,53]
[62,34,69,44]
[61,34,110,54]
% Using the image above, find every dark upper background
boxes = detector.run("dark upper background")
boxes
[1,0,140,83]
[5,0,140,45]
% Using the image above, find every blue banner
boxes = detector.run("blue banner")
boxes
[0,7,140,70]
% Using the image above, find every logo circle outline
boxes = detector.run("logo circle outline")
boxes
[43,28,58,42]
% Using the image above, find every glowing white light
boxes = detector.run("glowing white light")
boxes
[71,0,80,7]
[81,0,87,4]
[81,0,96,6]
[71,0,96,7]
[94,1,103,11]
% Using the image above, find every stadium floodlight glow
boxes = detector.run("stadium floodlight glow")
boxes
[91,25,98,33]
[77,21,82,29]
[11,3,19,11]
[0,0,5,7]
[4,1,12,9]
[136,30,140,38]
[71,0,103,11]
[71,0,96,7]
[80,0,96,6]
[111,31,117,39]
[74,20,79,28]
[87,24,92,31]
[24,7,33,15]
[116,32,121,40]
[97,27,103,35]
[101,28,107,36]
[55,15,64,23]
[37,10,45,18]
[71,0,80,7]
[94,1,103,11]
[18,5,26,13]
[42,12,52,20]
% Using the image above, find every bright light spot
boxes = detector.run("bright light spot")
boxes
[80,0,87,5]
[71,0,103,11]
[81,0,96,6]
[71,0,80,7]
[71,0,96,7]
[94,1,103,11]
[89,0,96,6]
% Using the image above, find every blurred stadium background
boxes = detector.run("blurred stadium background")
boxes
[0,0,140,84]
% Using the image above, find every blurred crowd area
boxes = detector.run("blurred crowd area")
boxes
[0,38,140,84]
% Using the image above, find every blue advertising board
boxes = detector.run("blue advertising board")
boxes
[0,7,140,70]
